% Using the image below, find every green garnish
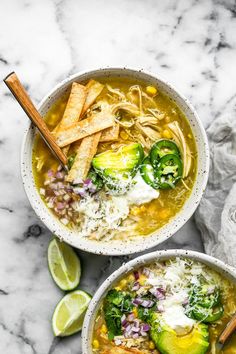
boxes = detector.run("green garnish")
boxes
[103,289,134,340]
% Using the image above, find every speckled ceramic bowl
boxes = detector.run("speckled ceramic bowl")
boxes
[82,249,236,353]
[21,68,209,255]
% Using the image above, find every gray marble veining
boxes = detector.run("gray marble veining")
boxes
[0,0,236,353]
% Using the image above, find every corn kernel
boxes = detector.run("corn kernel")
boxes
[146,86,157,96]
[140,205,146,212]
[93,339,100,349]
[128,273,135,282]
[120,131,129,140]
[119,279,127,288]
[139,274,146,286]
[159,209,170,219]
[162,129,172,139]
[149,340,155,350]
[164,116,171,123]
[188,133,192,139]
[115,286,121,291]
[133,307,138,317]
[148,204,157,214]
[101,324,107,334]
[130,206,140,216]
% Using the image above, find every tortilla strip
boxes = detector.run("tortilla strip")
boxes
[54,82,87,134]
[67,80,104,181]
[100,123,120,142]
[81,80,104,116]
[55,110,114,147]
[66,132,101,183]
[53,82,87,155]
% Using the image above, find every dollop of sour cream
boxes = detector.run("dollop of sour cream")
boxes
[126,173,159,205]
[162,303,195,335]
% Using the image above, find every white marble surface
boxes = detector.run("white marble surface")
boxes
[0,0,236,353]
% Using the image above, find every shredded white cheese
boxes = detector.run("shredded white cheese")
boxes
[73,194,129,239]
[72,172,159,240]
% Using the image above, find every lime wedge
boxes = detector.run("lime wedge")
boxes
[52,290,91,336]
[48,238,81,291]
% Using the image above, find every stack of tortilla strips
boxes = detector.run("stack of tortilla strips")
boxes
[53,80,120,184]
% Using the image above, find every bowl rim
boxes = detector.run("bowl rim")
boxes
[81,248,236,353]
[21,66,210,256]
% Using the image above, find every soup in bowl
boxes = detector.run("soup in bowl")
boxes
[82,250,236,354]
[21,68,209,255]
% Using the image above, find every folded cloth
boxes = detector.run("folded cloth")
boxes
[195,115,236,268]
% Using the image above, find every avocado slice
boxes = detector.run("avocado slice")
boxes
[150,315,209,354]
[92,143,144,190]
[92,143,144,171]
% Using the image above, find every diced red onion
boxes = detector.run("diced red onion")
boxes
[57,202,65,210]
[141,324,150,332]
[144,300,154,308]
[131,326,140,333]
[133,298,143,306]
[132,333,139,339]
[124,324,131,333]
[132,282,140,291]
[123,321,130,328]
[88,186,97,194]
[127,313,135,322]
[73,187,86,197]
[140,331,148,337]
[121,314,126,324]
[84,178,92,186]
[149,287,165,300]
[142,267,150,276]
[47,169,54,177]
[56,172,64,179]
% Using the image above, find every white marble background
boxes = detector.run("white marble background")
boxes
[0,0,236,353]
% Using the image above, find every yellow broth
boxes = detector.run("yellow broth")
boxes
[32,78,197,240]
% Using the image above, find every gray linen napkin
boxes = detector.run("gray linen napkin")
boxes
[195,115,236,268]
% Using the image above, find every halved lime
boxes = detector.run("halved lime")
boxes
[48,238,81,291]
[52,290,91,336]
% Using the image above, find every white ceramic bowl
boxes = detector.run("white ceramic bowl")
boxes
[82,249,236,353]
[21,68,209,255]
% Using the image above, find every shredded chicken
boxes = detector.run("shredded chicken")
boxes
[147,108,165,120]
[128,85,143,112]
[138,115,159,127]
[106,84,126,101]
[111,102,140,115]
[167,121,192,178]
[136,122,161,141]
